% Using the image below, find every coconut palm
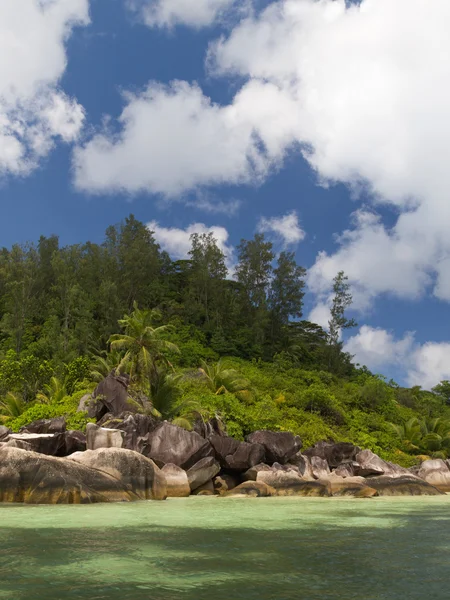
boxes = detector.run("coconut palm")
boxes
[199,359,252,401]
[390,417,450,455]
[0,392,26,418]
[108,303,180,390]
[148,371,202,430]
[89,349,126,382]
[36,376,68,404]
[389,417,422,452]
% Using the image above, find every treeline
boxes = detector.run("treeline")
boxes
[0,214,356,390]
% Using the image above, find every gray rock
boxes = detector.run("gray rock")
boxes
[245,430,302,465]
[213,473,240,495]
[288,452,315,480]
[92,373,134,418]
[191,480,215,495]
[0,426,11,441]
[256,467,331,497]
[225,481,276,497]
[327,474,378,497]
[64,430,86,455]
[145,422,214,469]
[365,475,444,496]
[86,423,124,450]
[418,459,450,492]
[161,463,190,497]
[304,441,360,468]
[5,433,66,456]
[310,456,331,480]
[209,435,265,471]
[69,447,167,500]
[355,450,408,477]
[186,457,220,491]
[20,417,66,434]
[243,463,273,481]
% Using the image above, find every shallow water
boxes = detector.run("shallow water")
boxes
[1,496,450,600]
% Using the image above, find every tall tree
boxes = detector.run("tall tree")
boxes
[236,234,274,309]
[327,271,357,373]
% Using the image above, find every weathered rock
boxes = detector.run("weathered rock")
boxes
[97,413,159,454]
[310,456,331,480]
[193,417,226,439]
[0,446,137,504]
[20,417,66,435]
[334,463,359,478]
[243,463,273,481]
[77,393,92,413]
[327,474,378,498]
[304,441,359,468]
[4,438,33,451]
[245,430,302,465]
[64,430,86,455]
[161,463,190,497]
[187,457,221,491]
[5,433,66,456]
[288,452,315,480]
[92,372,134,418]
[256,467,331,497]
[225,481,276,497]
[213,473,240,495]
[191,480,215,495]
[366,475,444,496]
[355,450,408,477]
[145,422,214,469]
[86,423,124,450]
[209,435,265,471]
[418,459,450,492]
[0,426,12,441]
[69,447,167,500]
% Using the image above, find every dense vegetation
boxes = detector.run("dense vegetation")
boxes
[1,214,450,466]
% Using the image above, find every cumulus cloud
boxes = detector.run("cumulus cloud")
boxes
[257,210,305,247]
[0,0,89,176]
[127,0,238,28]
[344,325,450,389]
[148,220,235,269]
[73,79,300,197]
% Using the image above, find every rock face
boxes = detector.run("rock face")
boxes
[5,433,67,456]
[0,426,11,441]
[69,448,167,500]
[92,373,134,418]
[304,442,359,468]
[213,473,240,495]
[256,466,331,497]
[355,450,407,477]
[161,464,191,497]
[209,435,265,471]
[310,456,331,480]
[186,457,221,491]
[225,481,276,497]
[288,452,315,480]
[366,475,444,496]
[98,413,159,454]
[20,417,67,434]
[418,459,450,492]
[327,475,378,498]
[86,423,124,450]
[145,422,214,469]
[193,417,225,439]
[0,446,136,504]
[64,430,87,455]
[245,431,302,465]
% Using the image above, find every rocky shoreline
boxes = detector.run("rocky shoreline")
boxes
[1,373,450,504]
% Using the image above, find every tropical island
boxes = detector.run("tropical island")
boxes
[1,215,450,502]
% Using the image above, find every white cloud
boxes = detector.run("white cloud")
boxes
[185,194,241,216]
[0,0,89,176]
[257,210,305,247]
[127,0,238,28]
[74,79,300,197]
[344,325,450,389]
[148,220,235,269]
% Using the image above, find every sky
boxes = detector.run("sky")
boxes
[1,0,450,389]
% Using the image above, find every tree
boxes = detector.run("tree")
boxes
[149,371,202,430]
[109,303,180,391]
[327,271,357,373]
[199,359,251,401]
[432,381,450,405]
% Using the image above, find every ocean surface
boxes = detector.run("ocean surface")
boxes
[1,496,449,600]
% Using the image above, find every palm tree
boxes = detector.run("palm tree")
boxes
[0,392,26,418]
[390,417,450,456]
[148,371,202,430]
[199,359,252,401]
[89,349,126,382]
[109,303,180,391]
[389,417,422,452]
[36,376,68,404]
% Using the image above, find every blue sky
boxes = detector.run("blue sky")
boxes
[1,0,450,388]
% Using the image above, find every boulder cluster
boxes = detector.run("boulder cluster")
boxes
[0,373,448,504]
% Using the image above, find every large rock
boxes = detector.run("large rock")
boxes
[213,473,240,495]
[334,463,359,478]
[355,450,408,477]
[161,464,190,497]
[310,456,331,480]
[20,417,66,434]
[0,426,11,441]
[86,423,124,450]
[243,463,273,481]
[145,422,214,469]
[92,372,134,418]
[365,475,444,496]
[327,474,378,498]
[225,481,276,497]
[209,435,265,471]
[245,430,302,465]
[64,430,86,455]
[304,441,359,468]
[98,412,159,454]
[0,446,137,504]
[186,457,221,491]
[418,459,450,492]
[193,417,225,439]
[192,480,215,496]
[256,467,331,497]
[69,448,167,500]
[5,433,67,456]
[288,452,315,480]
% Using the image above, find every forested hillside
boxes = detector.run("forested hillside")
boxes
[1,214,450,466]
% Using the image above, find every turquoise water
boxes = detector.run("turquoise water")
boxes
[1,496,450,599]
